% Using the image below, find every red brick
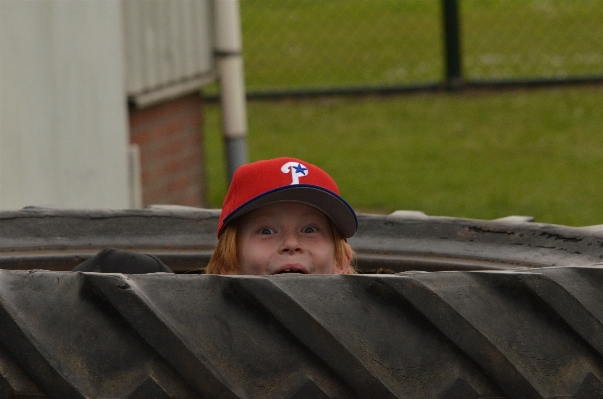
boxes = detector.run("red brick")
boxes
[128,92,204,207]
[142,151,201,185]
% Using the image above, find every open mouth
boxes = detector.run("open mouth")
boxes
[274,268,307,275]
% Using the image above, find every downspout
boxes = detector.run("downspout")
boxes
[213,0,248,182]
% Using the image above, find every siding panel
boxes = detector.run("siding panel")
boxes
[123,0,214,100]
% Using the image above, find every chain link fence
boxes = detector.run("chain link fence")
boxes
[234,0,603,95]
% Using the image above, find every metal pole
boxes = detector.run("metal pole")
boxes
[442,0,463,89]
[214,0,249,182]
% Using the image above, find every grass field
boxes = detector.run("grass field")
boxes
[203,1,603,227]
[462,0,603,80]
[204,85,603,227]
[228,0,603,92]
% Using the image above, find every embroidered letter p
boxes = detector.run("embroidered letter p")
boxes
[281,162,308,185]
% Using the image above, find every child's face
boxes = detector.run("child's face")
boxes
[235,202,346,275]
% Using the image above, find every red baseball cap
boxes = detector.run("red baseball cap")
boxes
[218,157,357,238]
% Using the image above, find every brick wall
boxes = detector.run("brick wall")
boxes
[129,92,204,207]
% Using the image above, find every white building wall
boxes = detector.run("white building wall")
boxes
[123,0,214,108]
[0,0,130,209]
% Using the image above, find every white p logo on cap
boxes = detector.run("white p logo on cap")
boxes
[281,162,308,185]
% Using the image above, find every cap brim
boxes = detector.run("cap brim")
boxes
[222,185,357,238]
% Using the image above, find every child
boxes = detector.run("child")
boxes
[206,157,357,275]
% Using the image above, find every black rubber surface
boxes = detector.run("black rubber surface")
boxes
[1,207,603,273]
[2,267,603,398]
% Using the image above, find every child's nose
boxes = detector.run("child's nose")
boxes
[280,231,302,253]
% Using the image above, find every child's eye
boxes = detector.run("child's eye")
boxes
[303,226,317,233]
[259,228,274,235]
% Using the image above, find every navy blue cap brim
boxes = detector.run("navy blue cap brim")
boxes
[221,184,358,238]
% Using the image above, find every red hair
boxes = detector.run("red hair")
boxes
[206,220,240,274]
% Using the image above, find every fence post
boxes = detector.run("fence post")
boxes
[442,0,463,88]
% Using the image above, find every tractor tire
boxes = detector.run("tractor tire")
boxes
[1,207,603,273]
[2,267,603,398]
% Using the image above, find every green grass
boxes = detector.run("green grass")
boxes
[203,85,603,227]
[240,0,442,89]
[203,1,603,227]
[462,0,603,79]
[212,0,603,93]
